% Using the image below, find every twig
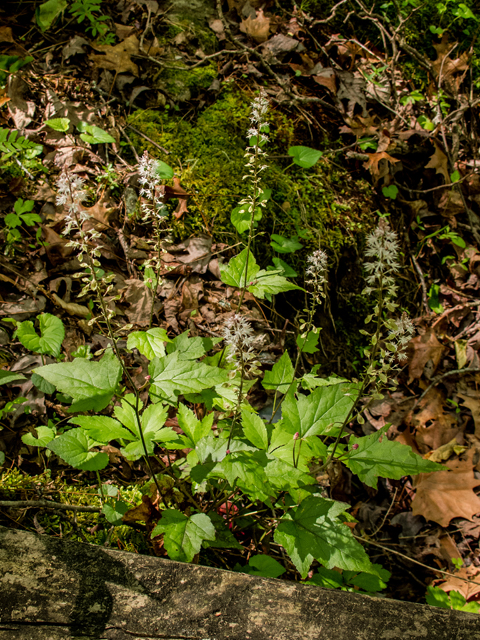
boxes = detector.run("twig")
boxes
[118,125,140,163]
[411,254,432,316]
[126,125,169,155]
[0,500,101,513]
[355,534,480,589]
[417,367,480,404]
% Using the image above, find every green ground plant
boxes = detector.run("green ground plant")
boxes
[3,92,445,591]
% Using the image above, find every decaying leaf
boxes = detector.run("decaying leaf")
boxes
[164,177,189,220]
[363,151,399,184]
[434,565,480,601]
[412,455,480,527]
[432,34,469,92]
[424,437,466,463]
[407,328,444,381]
[239,9,270,43]
[425,140,450,184]
[458,390,480,438]
[90,34,140,76]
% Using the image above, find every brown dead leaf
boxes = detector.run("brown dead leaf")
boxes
[41,226,74,266]
[312,69,336,93]
[336,71,367,117]
[168,235,213,274]
[459,391,480,438]
[434,565,480,600]
[123,278,162,326]
[412,454,480,527]
[363,151,399,185]
[90,34,140,76]
[432,34,469,92]
[407,328,444,381]
[209,19,226,41]
[240,9,270,43]
[425,140,450,184]
[0,26,14,43]
[407,388,458,453]
[339,115,379,138]
[164,177,189,220]
[80,198,117,232]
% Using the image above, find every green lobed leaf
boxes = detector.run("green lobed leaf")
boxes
[177,403,213,446]
[0,370,25,386]
[127,328,170,360]
[241,409,269,450]
[344,425,444,489]
[202,512,243,549]
[80,125,115,144]
[36,0,68,32]
[149,351,228,405]
[270,234,303,254]
[69,415,132,444]
[220,248,259,289]
[102,500,130,525]
[272,257,298,277]
[283,383,359,438]
[166,331,207,360]
[45,118,70,132]
[16,313,65,357]
[262,351,294,394]
[155,160,174,180]
[47,428,109,471]
[296,330,320,354]
[240,555,286,578]
[248,270,301,299]
[288,146,322,169]
[22,426,56,448]
[274,495,375,579]
[349,565,390,592]
[151,510,215,562]
[33,348,122,412]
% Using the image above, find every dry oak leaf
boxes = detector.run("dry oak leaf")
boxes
[425,140,450,184]
[407,388,458,453]
[312,69,336,94]
[363,151,399,184]
[90,34,140,76]
[434,565,480,601]
[407,328,444,382]
[412,455,480,527]
[432,34,469,91]
[339,115,378,138]
[239,9,270,43]
[458,390,480,438]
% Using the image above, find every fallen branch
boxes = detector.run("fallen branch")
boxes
[0,500,101,513]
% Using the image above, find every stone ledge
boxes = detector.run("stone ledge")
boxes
[0,525,478,640]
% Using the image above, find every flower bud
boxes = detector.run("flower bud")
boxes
[145,375,151,381]
[226,449,230,455]
[352,443,359,450]
[293,432,299,441]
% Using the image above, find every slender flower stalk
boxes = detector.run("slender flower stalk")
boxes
[56,171,166,505]
[269,249,328,423]
[321,219,414,470]
[236,90,269,310]
[138,151,168,329]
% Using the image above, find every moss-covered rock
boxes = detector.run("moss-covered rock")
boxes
[127,88,376,270]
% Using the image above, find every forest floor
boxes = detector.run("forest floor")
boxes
[1,0,480,611]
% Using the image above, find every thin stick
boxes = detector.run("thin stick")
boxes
[126,125,169,155]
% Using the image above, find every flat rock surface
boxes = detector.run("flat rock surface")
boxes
[0,526,479,639]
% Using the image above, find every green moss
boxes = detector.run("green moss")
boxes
[127,88,375,264]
